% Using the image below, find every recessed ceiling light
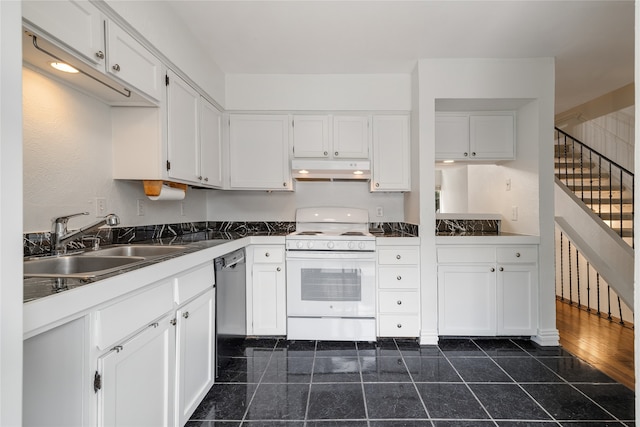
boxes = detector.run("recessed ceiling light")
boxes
[50,62,79,73]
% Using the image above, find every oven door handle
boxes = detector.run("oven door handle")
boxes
[285,251,376,260]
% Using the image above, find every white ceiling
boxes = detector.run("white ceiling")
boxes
[165,0,634,114]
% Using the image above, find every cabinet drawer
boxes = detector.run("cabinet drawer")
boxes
[497,246,538,264]
[437,247,495,263]
[378,267,419,289]
[378,314,420,337]
[95,281,173,350]
[378,248,419,265]
[379,291,419,313]
[174,262,215,305]
[253,246,284,263]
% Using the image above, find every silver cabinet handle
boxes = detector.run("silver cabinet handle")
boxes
[472,152,476,156]
[335,151,339,156]
[499,267,504,272]
[283,182,287,187]
[149,322,159,328]
[170,318,177,326]
[516,252,521,257]
[197,175,203,180]
[204,177,209,182]
[276,267,281,272]
[397,323,402,328]
[396,254,401,260]
[490,267,495,272]
[112,64,121,72]
[183,312,189,319]
[112,345,123,353]
[397,275,402,281]
[464,152,468,157]
[323,151,328,156]
[95,50,104,59]
[397,300,402,305]
[265,252,270,257]
[375,183,380,187]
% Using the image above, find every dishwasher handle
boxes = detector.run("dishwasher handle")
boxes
[215,249,245,270]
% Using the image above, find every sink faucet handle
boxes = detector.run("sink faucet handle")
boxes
[52,212,90,233]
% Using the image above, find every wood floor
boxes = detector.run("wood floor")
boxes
[556,299,635,390]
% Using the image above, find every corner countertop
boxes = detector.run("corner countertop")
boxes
[436,232,540,244]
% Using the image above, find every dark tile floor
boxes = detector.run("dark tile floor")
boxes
[187,338,635,427]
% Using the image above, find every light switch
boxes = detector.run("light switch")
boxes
[506,178,511,191]
[511,206,518,221]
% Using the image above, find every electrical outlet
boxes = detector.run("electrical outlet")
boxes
[506,178,511,191]
[376,206,384,217]
[180,202,186,216]
[136,199,145,216]
[95,197,107,216]
[511,206,518,221]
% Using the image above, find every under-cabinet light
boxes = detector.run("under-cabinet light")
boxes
[353,170,364,175]
[298,169,309,174]
[443,160,455,164]
[50,62,79,73]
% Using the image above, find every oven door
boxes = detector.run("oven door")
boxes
[286,251,376,318]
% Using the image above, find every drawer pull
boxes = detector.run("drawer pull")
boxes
[516,252,521,257]
[499,267,504,272]
[396,254,401,260]
[396,275,402,281]
[183,312,190,319]
[277,267,281,272]
[397,300,402,305]
[397,323,402,328]
[112,345,123,353]
[265,252,270,257]
[112,63,121,72]
[490,267,495,272]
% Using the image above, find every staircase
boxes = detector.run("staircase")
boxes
[554,128,634,247]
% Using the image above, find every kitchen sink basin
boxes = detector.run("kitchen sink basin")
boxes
[24,255,146,279]
[82,244,188,258]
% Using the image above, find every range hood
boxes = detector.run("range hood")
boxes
[291,159,371,181]
[22,28,154,106]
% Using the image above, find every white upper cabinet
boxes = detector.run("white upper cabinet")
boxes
[105,21,163,102]
[167,70,200,184]
[332,115,370,158]
[199,98,223,188]
[292,115,370,159]
[23,0,105,68]
[229,114,292,191]
[292,115,330,158]
[371,115,410,192]
[435,112,515,161]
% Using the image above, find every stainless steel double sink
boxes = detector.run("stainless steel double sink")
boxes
[24,245,188,279]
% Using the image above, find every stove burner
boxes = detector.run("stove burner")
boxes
[341,231,365,236]
[296,231,323,236]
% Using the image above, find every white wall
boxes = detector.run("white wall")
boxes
[1,1,24,425]
[416,58,557,345]
[207,181,404,222]
[23,67,207,232]
[104,0,225,107]
[226,74,411,111]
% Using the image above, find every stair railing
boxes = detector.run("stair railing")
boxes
[557,230,631,327]
[555,127,634,247]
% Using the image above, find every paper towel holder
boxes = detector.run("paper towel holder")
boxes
[143,180,187,197]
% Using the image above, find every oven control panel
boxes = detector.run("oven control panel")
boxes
[286,239,376,252]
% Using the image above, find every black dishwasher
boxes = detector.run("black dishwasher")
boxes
[214,248,246,377]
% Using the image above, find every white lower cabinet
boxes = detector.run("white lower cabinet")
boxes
[175,289,215,427]
[98,315,176,427]
[376,242,421,338]
[247,245,286,336]
[437,244,538,336]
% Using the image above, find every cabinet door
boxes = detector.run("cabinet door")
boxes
[497,264,538,335]
[105,21,163,101]
[371,115,410,191]
[167,71,200,184]
[98,316,175,427]
[435,114,470,160]
[176,290,215,427]
[292,115,330,158]
[469,114,515,159]
[333,115,370,158]
[229,115,292,190]
[23,0,105,68]
[199,98,223,188]
[438,265,496,336]
[251,263,286,336]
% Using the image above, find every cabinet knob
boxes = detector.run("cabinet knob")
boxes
[472,152,476,156]
[170,318,177,326]
[112,345,123,353]
[396,275,402,281]
[516,252,521,258]
[265,252,270,257]
[204,177,209,182]
[397,323,402,328]
[490,267,495,272]
[277,267,281,272]
[375,183,380,187]
[183,312,189,319]
[464,152,469,157]
[396,254,401,260]
[112,63,121,72]
[335,151,339,156]
[283,182,287,187]
[95,50,104,59]
[499,267,504,272]
[197,175,203,180]
[324,151,328,156]
[397,300,402,305]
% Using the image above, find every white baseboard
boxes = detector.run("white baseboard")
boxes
[532,328,560,346]
[419,330,439,346]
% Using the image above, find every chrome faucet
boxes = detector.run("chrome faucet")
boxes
[51,212,120,255]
